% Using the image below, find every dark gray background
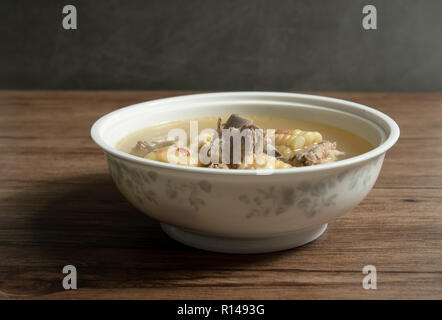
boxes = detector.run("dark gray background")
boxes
[1,0,441,91]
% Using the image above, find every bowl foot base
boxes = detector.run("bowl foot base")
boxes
[160,223,327,254]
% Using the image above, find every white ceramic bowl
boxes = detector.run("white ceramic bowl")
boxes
[91,92,399,253]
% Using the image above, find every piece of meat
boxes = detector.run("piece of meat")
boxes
[223,114,253,129]
[130,136,178,158]
[208,163,230,169]
[264,143,285,161]
[216,117,222,136]
[217,114,287,166]
[290,141,344,167]
[239,124,286,161]
[177,147,190,157]
[275,129,293,134]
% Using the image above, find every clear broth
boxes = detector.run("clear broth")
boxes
[116,115,374,161]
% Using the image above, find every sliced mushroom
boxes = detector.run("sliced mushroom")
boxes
[290,141,344,167]
[217,114,287,165]
[130,136,178,158]
[223,114,253,129]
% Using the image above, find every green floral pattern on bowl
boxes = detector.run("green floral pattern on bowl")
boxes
[165,179,212,211]
[107,155,382,219]
[241,158,381,218]
[108,156,212,211]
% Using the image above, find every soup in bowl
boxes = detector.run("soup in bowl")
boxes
[91,92,399,253]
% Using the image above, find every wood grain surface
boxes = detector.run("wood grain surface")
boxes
[0,91,441,300]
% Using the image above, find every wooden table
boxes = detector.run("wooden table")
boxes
[0,91,441,300]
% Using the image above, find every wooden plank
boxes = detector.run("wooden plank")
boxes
[0,91,441,299]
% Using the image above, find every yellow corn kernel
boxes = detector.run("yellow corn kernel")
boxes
[238,154,292,170]
[275,129,323,152]
[192,130,214,148]
[276,145,296,160]
[145,146,197,166]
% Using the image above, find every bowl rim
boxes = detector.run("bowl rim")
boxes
[91,91,400,176]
